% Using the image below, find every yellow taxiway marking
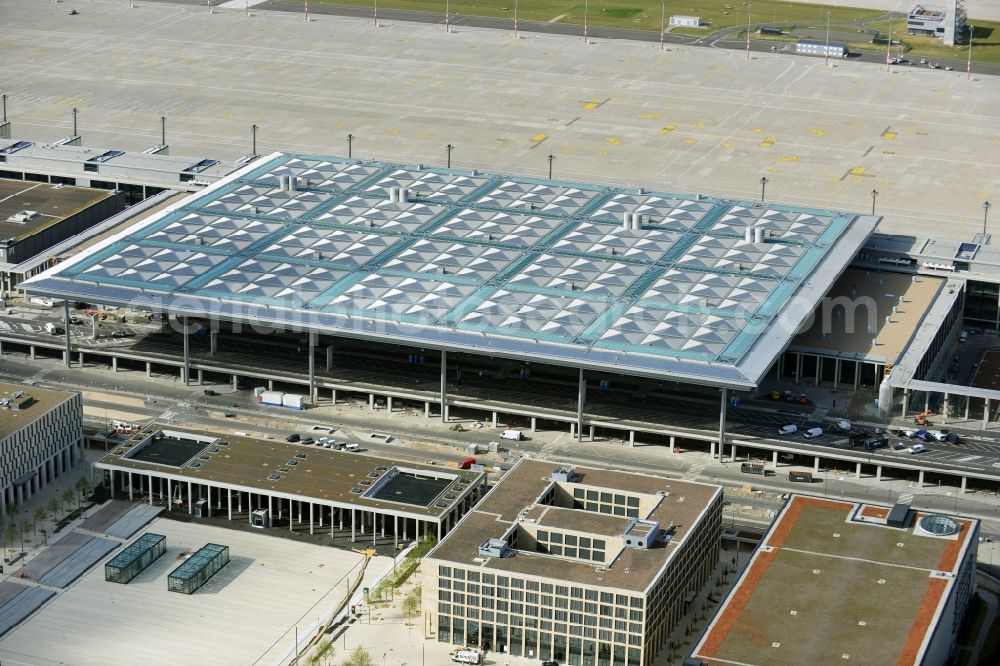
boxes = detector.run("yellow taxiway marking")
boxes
[779,155,801,162]
[882,130,897,140]
[638,113,663,119]
[684,138,697,145]
[850,166,867,176]
[691,121,705,128]
[752,128,763,134]
[387,128,401,136]
[605,137,623,145]
[810,128,828,137]
[583,102,600,110]
[531,133,548,143]
[760,137,777,148]
[659,125,676,135]
[722,142,736,149]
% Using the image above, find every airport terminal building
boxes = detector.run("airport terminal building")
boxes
[16,148,1000,491]
[423,459,723,665]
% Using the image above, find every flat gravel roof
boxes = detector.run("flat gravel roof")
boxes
[692,495,978,666]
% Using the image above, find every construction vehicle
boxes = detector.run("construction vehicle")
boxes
[914,409,933,426]
[788,470,813,482]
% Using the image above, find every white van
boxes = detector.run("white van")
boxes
[450,650,482,664]
[43,322,64,335]
[343,443,360,452]
[500,429,523,441]
[803,427,824,439]
[29,297,58,309]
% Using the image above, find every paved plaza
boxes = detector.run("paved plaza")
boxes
[0,0,998,241]
[0,517,387,666]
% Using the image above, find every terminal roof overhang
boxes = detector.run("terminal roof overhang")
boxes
[22,153,879,390]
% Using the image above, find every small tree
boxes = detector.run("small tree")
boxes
[47,498,60,523]
[61,489,74,515]
[341,646,374,666]
[307,639,334,666]
[33,507,46,536]
[4,523,15,558]
[5,502,18,525]
[401,591,420,625]
[76,477,92,507]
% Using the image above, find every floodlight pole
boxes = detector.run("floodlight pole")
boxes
[759,176,768,202]
[375,0,378,25]
[745,3,751,60]
[871,188,878,215]
[968,25,974,79]
[208,0,213,15]
[446,143,453,169]
[2,94,6,123]
[72,107,78,136]
[161,116,166,146]
[984,201,992,236]
[251,123,258,156]
[824,11,831,67]
[584,0,589,43]
[660,0,666,51]
[347,133,354,159]
[305,0,309,22]
[548,153,555,179]
[445,0,450,33]
[514,0,519,38]
[886,17,892,71]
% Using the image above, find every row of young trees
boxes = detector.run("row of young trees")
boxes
[2,477,92,558]
[305,643,374,666]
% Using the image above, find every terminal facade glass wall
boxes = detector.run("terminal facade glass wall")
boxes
[964,280,998,329]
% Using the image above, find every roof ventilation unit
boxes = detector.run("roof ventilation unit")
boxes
[753,227,765,243]
[551,466,574,483]
[623,518,661,549]
[7,210,39,224]
[478,538,510,558]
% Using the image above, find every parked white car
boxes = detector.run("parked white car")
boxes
[835,419,852,431]
[778,424,798,435]
[906,443,926,454]
[803,427,824,439]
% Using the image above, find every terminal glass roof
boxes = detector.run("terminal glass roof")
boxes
[23,153,879,388]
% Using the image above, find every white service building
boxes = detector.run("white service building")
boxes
[669,16,702,28]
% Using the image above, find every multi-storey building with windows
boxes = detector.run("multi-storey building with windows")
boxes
[0,383,83,514]
[422,459,723,666]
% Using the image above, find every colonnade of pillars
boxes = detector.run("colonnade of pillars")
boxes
[0,439,82,517]
[105,471,485,547]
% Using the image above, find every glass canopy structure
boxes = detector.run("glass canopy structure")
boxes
[24,153,878,389]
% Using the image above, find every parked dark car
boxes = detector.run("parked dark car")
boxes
[301,437,315,445]
[913,429,933,442]
[945,433,961,444]
[285,433,301,443]
[203,389,220,396]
